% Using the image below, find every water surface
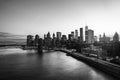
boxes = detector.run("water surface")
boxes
[0,48,115,80]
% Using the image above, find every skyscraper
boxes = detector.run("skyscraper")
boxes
[53,33,55,39]
[27,35,33,46]
[71,31,74,40]
[75,29,78,40]
[47,32,51,38]
[56,32,62,40]
[68,34,72,41]
[85,26,88,43]
[88,29,94,44]
[99,33,110,43]
[34,34,39,46]
[113,32,119,42]
[61,35,67,41]
[94,36,97,42]
[80,28,83,42]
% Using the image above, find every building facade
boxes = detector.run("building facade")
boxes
[75,30,78,40]
[80,28,83,42]
[56,32,62,40]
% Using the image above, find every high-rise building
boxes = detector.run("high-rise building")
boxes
[44,34,47,39]
[34,34,39,46]
[68,34,72,41]
[99,33,110,43]
[80,28,83,42]
[85,26,88,43]
[27,35,33,46]
[94,36,97,42]
[61,35,67,41]
[75,30,78,40]
[53,33,55,39]
[47,32,51,38]
[99,34,101,42]
[56,32,62,40]
[71,31,74,40]
[88,29,94,44]
[113,32,119,42]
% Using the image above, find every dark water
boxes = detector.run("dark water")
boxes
[0,48,115,80]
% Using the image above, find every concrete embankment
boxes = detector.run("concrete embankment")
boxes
[59,49,120,79]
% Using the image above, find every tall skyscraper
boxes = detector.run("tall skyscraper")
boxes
[47,32,51,38]
[75,30,78,40]
[113,32,119,42]
[68,34,72,41]
[80,28,83,42]
[56,32,62,40]
[53,33,55,39]
[27,35,33,46]
[44,34,47,39]
[88,29,94,44]
[71,31,74,40]
[34,34,39,46]
[94,36,97,42]
[85,26,88,43]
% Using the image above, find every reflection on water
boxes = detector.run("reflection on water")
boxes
[0,48,115,80]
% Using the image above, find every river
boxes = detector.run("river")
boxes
[0,48,116,80]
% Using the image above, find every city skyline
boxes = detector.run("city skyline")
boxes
[0,0,120,38]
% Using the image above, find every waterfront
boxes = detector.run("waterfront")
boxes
[0,48,116,80]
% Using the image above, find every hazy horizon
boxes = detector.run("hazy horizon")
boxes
[0,0,120,38]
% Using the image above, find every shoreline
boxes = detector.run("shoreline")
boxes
[59,49,120,79]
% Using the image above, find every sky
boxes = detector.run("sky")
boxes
[0,0,120,38]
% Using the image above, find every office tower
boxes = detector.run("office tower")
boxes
[94,36,97,42]
[34,34,39,46]
[53,33,55,39]
[99,34,101,42]
[113,32,119,42]
[88,29,94,44]
[85,26,88,43]
[99,33,110,43]
[75,30,78,40]
[44,34,47,39]
[56,32,62,40]
[61,35,67,41]
[47,32,51,38]
[52,33,56,46]
[68,34,72,41]
[27,35,33,46]
[71,31,74,40]
[80,28,83,42]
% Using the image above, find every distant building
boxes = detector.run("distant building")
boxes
[34,34,39,46]
[68,34,72,41]
[99,33,110,43]
[53,33,55,39]
[27,35,34,46]
[113,32,119,42]
[75,30,78,40]
[61,35,67,47]
[45,32,52,48]
[80,28,83,42]
[85,26,88,43]
[52,33,56,47]
[56,32,62,40]
[71,31,74,40]
[47,32,51,38]
[94,36,97,42]
[85,26,94,44]
[88,29,94,44]
[44,34,47,39]
[61,35,67,41]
